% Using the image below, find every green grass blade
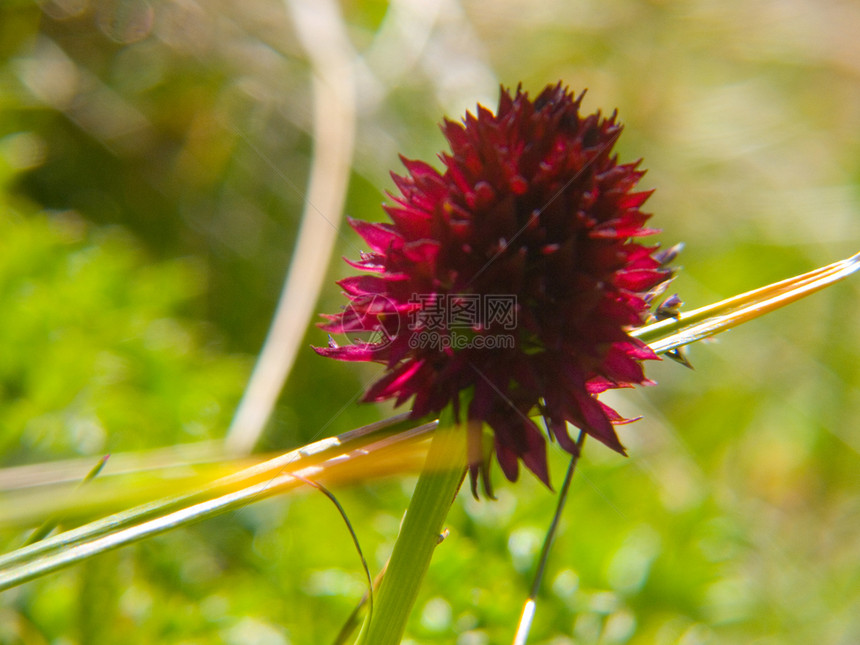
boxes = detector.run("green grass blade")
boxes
[0,416,434,587]
[24,454,110,546]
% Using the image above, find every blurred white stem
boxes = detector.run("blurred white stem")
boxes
[512,600,536,645]
[225,0,357,454]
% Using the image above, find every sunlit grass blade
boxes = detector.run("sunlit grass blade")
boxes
[0,441,229,492]
[0,442,249,531]
[0,414,418,531]
[633,251,860,353]
[0,412,425,557]
[0,415,434,589]
[23,454,110,546]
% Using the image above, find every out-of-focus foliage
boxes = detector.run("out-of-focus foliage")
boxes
[0,155,249,462]
[1,1,858,644]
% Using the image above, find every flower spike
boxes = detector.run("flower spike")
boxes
[316,83,674,492]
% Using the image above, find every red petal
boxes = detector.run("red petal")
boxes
[601,345,647,383]
[571,388,625,454]
[494,440,520,482]
[363,359,425,402]
[519,420,550,486]
[343,255,385,273]
[618,189,653,209]
[402,239,440,263]
[348,217,402,254]
[614,268,670,291]
[312,344,377,362]
[337,275,405,296]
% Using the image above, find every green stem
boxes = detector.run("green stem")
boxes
[359,408,466,645]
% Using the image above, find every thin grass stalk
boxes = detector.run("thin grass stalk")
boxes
[0,421,433,591]
[0,415,429,573]
[24,455,110,546]
[633,251,859,349]
[512,431,586,645]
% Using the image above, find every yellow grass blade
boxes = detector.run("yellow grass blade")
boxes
[634,252,860,354]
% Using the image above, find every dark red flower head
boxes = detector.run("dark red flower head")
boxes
[316,83,673,496]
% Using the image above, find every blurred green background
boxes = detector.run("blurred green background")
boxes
[1,0,859,643]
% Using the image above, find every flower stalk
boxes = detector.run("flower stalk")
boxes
[358,407,467,645]
[513,430,586,645]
